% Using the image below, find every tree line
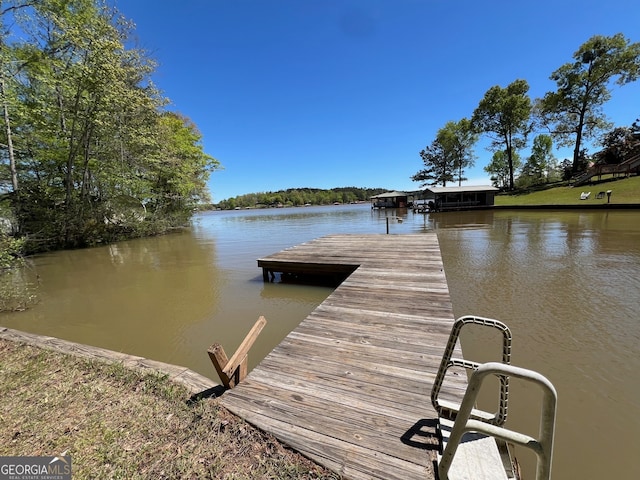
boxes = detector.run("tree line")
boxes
[412,33,640,190]
[213,187,387,210]
[0,0,218,254]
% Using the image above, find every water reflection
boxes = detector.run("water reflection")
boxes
[435,209,640,480]
[3,232,224,369]
[1,205,638,479]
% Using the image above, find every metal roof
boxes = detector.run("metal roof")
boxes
[370,191,408,198]
[426,185,499,194]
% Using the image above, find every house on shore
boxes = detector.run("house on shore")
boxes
[370,191,411,209]
[418,185,499,212]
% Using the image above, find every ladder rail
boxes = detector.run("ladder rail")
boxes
[431,315,513,425]
[439,362,557,480]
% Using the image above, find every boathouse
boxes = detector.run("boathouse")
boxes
[424,185,499,211]
[370,191,410,208]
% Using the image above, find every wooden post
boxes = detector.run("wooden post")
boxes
[207,343,231,388]
[262,269,276,282]
[207,316,267,389]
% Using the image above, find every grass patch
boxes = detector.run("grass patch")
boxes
[496,175,640,206]
[0,339,339,479]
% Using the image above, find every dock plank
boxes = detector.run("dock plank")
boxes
[221,234,502,480]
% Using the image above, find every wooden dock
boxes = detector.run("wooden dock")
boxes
[221,234,480,480]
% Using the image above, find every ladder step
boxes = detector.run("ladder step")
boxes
[437,399,497,422]
[438,418,511,480]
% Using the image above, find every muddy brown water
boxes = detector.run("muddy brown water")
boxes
[2,204,638,479]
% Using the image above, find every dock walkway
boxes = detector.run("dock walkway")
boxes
[221,234,480,480]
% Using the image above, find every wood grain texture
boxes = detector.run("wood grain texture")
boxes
[223,234,500,479]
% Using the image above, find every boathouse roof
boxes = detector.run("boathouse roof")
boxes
[426,185,498,194]
[370,190,408,198]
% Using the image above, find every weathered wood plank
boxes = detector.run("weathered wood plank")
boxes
[246,366,429,421]
[299,310,455,347]
[248,359,467,420]
[223,377,436,465]
[244,414,433,480]
[279,332,450,374]
[223,234,503,480]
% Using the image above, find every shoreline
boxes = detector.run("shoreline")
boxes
[0,328,335,479]
[0,326,220,396]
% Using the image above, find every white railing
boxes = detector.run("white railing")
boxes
[432,316,557,480]
[438,362,557,480]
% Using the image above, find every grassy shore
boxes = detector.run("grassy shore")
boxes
[0,339,338,480]
[495,175,640,206]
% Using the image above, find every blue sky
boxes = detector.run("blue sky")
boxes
[114,0,640,202]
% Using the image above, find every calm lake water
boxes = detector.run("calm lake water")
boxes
[2,204,639,479]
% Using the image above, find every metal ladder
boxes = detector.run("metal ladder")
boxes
[431,316,557,480]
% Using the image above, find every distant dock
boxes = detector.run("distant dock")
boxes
[221,234,503,480]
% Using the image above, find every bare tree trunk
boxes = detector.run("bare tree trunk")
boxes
[573,60,595,173]
[505,130,515,190]
[1,76,17,192]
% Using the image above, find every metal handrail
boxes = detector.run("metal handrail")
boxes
[438,362,557,480]
[431,315,512,425]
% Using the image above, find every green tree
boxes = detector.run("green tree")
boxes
[289,190,303,206]
[557,159,573,181]
[520,134,555,184]
[485,150,521,189]
[6,0,165,247]
[341,191,356,204]
[536,33,640,173]
[436,118,477,186]
[146,112,218,220]
[215,187,387,210]
[1,0,218,250]
[412,139,453,187]
[472,79,532,190]
[597,125,637,164]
